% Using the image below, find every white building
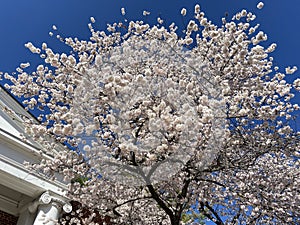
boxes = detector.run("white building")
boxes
[0,86,72,225]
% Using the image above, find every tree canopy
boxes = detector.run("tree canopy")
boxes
[2,2,300,224]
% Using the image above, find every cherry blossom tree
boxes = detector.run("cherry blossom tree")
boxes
[3,2,300,224]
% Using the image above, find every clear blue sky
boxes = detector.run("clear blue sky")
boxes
[0,0,299,73]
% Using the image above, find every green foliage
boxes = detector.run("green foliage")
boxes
[71,176,89,186]
[181,212,206,224]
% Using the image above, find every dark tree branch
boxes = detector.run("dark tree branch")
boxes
[199,201,224,225]
[146,184,174,219]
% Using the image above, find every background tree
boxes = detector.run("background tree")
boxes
[3,2,300,224]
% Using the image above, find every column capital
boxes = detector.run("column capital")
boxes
[28,191,72,213]
[39,192,52,204]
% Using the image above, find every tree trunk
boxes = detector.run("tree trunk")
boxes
[170,214,181,225]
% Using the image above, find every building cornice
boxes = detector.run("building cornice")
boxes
[0,155,67,197]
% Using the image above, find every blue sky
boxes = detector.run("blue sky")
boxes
[0,0,299,74]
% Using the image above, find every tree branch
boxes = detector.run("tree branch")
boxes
[147,183,174,219]
[199,201,224,225]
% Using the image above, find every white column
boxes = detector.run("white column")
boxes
[27,191,72,225]
[33,202,61,225]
